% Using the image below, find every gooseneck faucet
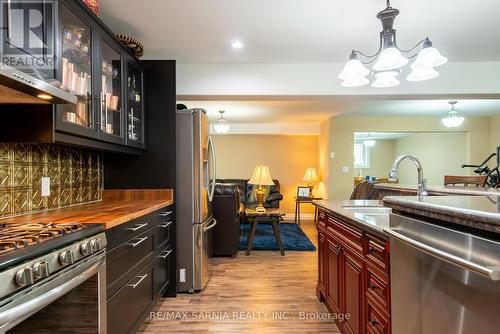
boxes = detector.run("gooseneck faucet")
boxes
[388,155,428,197]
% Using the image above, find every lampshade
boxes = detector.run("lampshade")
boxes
[373,47,408,71]
[248,164,275,186]
[406,66,439,81]
[363,139,376,147]
[413,46,448,68]
[341,76,370,88]
[371,76,400,88]
[213,120,230,134]
[442,114,465,128]
[302,168,319,182]
[339,59,370,80]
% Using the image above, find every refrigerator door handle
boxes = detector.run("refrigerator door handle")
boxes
[203,218,217,232]
[207,136,216,202]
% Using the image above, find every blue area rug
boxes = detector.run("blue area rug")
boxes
[238,223,316,251]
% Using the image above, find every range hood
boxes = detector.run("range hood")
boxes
[0,65,77,104]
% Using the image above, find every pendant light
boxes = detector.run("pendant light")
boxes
[363,132,376,147]
[441,101,464,128]
[213,110,230,134]
[339,0,447,88]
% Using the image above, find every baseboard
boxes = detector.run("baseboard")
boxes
[282,213,315,222]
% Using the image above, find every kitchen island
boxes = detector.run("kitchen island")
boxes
[313,200,392,334]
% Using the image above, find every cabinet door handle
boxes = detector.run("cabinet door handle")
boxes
[158,211,173,217]
[126,222,148,231]
[369,319,380,326]
[158,221,173,228]
[368,247,377,254]
[158,249,172,259]
[126,274,148,289]
[126,236,148,248]
[335,244,342,251]
[369,283,379,290]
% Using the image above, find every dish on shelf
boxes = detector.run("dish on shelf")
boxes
[116,34,144,58]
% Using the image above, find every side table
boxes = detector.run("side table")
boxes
[294,197,323,225]
[244,209,286,256]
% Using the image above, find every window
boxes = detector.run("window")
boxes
[354,143,370,169]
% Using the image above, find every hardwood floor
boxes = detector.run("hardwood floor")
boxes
[138,221,340,333]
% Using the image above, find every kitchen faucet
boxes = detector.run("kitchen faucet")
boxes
[388,155,428,197]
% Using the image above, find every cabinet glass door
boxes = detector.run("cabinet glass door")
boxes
[100,40,122,140]
[127,62,144,146]
[58,4,94,134]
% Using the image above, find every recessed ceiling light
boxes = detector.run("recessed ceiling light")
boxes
[231,40,244,49]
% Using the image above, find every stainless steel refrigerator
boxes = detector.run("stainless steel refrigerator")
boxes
[176,108,217,293]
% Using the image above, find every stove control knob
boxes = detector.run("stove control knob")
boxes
[15,268,34,287]
[90,239,101,253]
[80,242,90,256]
[32,261,50,279]
[59,250,75,266]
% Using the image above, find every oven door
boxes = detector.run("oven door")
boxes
[0,251,106,333]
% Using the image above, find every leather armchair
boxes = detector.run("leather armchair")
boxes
[211,183,241,257]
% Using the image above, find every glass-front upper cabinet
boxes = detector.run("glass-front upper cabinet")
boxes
[56,2,97,138]
[126,61,145,148]
[99,37,124,144]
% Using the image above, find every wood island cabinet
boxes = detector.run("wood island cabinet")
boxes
[317,208,391,334]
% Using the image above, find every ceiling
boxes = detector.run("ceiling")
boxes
[178,99,500,123]
[100,0,500,63]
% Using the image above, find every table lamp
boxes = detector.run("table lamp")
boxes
[248,164,275,212]
[302,167,319,196]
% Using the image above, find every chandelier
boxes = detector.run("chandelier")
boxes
[213,110,230,134]
[339,0,447,88]
[442,101,464,128]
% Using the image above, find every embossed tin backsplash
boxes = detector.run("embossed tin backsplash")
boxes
[0,143,102,218]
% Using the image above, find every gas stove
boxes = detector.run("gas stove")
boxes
[0,221,105,300]
[0,221,107,332]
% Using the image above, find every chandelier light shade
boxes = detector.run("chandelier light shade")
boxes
[339,0,447,88]
[213,110,230,134]
[442,101,464,128]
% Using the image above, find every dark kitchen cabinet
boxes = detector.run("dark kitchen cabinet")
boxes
[126,60,145,148]
[0,0,148,154]
[106,205,175,334]
[316,208,391,334]
[55,1,97,139]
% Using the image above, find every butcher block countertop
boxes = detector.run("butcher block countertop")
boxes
[0,189,173,230]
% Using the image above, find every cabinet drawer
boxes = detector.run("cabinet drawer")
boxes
[318,210,327,223]
[327,217,363,256]
[366,299,390,334]
[366,234,389,273]
[156,219,173,251]
[107,227,156,297]
[106,212,159,251]
[107,261,155,334]
[366,266,390,310]
[154,247,173,298]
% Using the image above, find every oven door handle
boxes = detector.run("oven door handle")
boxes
[384,227,500,281]
[0,254,105,329]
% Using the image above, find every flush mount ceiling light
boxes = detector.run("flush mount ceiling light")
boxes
[213,110,231,134]
[339,0,447,88]
[442,101,464,128]
[230,40,244,49]
[363,133,376,147]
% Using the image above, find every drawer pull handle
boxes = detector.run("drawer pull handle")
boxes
[126,274,148,289]
[335,244,342,251]
[126,236,148,248]
[368,247,377,254]
[126,223,148,232]
[369,283,379,290]
[370,319,380,327]
[158,211,173,217]
[158,221,173,228]
[158,249,173,259]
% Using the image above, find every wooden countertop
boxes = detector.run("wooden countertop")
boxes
[0,189,173,230]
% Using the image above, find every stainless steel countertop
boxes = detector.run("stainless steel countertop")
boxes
[313,199,390,235]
